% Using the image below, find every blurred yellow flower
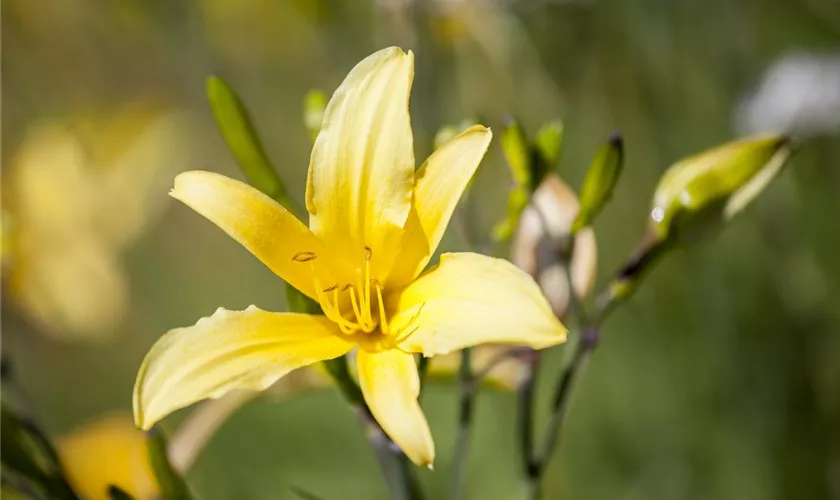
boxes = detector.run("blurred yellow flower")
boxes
[57,415,159,500]
[133,47,566,468]
[2,105,190,340]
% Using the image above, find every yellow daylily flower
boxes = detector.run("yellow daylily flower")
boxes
[57,415,159,500]
[2,105,190,339]
[133,47,567,468]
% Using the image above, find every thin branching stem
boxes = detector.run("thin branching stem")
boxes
[447,349,475,500]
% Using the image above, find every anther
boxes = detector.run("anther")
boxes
[292,252,317,262]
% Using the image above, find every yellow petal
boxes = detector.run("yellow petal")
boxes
[305,47,415,280]
[57,415,159,500]
[133,306,354,430]
[170,171,335,299]
[386,125,493,288]
[356,348,434,467]
[389,253,567,357]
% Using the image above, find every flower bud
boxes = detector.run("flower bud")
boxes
[573,133,624,233]
[650,135,793,243]
[511,174,597,318]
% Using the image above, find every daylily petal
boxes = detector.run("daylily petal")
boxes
[389,253,567,357]
[170,171,333,299]
[133,306,354,430]
[356,348,434,468]
[305,47,415,280]
[386,126,493,288]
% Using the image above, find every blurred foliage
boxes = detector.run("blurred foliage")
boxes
[2,0,840,499]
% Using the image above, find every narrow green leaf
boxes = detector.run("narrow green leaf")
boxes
[206,76,293,211]
[303,90,327,142]
[572,133,624,233]
[146,427,192,500]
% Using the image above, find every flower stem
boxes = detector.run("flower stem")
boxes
[516,351,541,484]
[521,235,669,498]
[447,349,474,500]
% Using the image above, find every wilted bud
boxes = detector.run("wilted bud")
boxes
[303,90,326,142]
[512,174,598,318]
[206,76,292,211]
[573,134,624,233]
[650,135,794,243]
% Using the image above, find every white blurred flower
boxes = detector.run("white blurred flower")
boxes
[736,52,840,137]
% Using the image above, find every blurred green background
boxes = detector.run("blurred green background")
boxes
[3,0,839,499]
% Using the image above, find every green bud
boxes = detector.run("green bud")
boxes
[146,427,193,500]
[532,121,564,186]
[303,90,327,142]
[650,135,793,243]
[206,76,293,211]
[573,133,624,233]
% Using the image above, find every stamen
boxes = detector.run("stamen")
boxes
[362,249,373,328]
[348,287,366,329]
[374,281,389,334]
[331,288,357,335]
[313,276,359,334]
[292,252,317,262]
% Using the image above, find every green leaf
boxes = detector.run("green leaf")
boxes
[0,406,77,499]
[649,135,794,243]
[573,133,624,233]
[206,76,293,211]
[303,90,327,142]
[146,427,193,500]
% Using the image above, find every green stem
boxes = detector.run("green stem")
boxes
[517,351,541,485]
[523,236,669,497]
[447,349,474,500]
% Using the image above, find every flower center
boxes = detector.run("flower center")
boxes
[300,248,391,335]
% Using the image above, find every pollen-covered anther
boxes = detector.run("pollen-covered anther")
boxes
[291,251,317,262]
